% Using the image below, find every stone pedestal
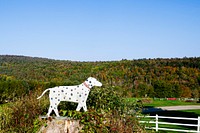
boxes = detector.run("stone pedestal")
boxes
[38,116,82,133]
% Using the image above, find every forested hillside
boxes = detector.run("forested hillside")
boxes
[0,55,200,103]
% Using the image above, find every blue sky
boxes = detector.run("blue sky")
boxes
[0,0,200,61]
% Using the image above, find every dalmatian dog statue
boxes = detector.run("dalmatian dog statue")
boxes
[37,77,102,117]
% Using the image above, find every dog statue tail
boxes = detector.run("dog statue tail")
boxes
[37,89,50,99]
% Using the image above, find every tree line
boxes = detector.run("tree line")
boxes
[0,55,200,103]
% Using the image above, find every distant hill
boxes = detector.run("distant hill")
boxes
[0,55,200,102]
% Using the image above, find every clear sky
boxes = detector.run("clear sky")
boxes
[0,0,200,61]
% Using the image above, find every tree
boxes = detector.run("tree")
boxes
[181,86,192,98]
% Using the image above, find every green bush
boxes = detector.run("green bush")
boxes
[0,91,48,133]
[62,87,145,132]
[87,87,122,110]
[0,104,13,132]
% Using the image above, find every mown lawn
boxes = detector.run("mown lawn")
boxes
[180,109,200,116]
[144,100,200,107]
[125,98,200,107]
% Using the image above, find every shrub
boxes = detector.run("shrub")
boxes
[62,87,145,132]
[0,90,48,132]
[87,87,123,110]
[141,98,153,104]
[0,104,13,132]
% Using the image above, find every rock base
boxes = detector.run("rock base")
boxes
[38,116,82,133]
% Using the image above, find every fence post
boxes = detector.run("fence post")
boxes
[197,117,200,132]
[156,114,158,132]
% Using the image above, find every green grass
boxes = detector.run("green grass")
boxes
[125,98,200,107]
[144,100,199,107]
[180,109,200,116]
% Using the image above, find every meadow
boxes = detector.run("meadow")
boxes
[144,98,200,107]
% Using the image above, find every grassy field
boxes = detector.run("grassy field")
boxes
[125,98,200,107]
[180,109,200,116]
[144,100,200,107]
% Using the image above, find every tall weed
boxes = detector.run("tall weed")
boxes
[0,104,13,132]
[0,90,48,132]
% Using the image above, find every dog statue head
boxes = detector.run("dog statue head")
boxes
[84,77,102,88]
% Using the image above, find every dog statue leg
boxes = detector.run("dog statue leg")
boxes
[76,103,82,111]
[83,103,87,112]
[47,105,53,117]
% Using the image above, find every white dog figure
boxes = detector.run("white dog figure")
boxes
[37,77,102,117]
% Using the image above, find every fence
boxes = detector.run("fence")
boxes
[139,114,200,132]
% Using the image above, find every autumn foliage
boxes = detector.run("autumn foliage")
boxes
[0,55,200,103]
